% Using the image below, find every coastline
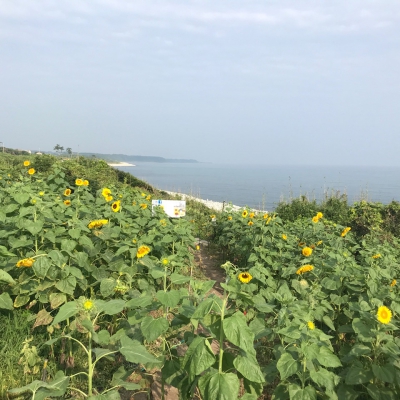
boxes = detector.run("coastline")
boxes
[107,162,136,167]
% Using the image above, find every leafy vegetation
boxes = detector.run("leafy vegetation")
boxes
[1,153,400,399]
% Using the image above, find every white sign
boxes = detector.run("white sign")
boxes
[152,200,186,218]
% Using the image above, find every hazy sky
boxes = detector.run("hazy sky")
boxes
[1,1,400,165]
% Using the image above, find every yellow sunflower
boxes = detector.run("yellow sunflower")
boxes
[83,300,94,310]
[64,188,72,196]
[111,200,121,212]
[64,200,71,206]
[75,178,84,186]
[312,216,319,223]
[263,213,269,219]
[16,258,35,268]
[140,203,148,209]
[377,306,392,324]
[210,214,216,219]
[162,258,169,265]
[248,221,254,226]
[249,212,255,219]
[83,180,89,186]
[242,210,248,218]
[302,247,313,257]
[372,254,381,259]
[88,219,108,229]
[238,272,253,284]
[390,279,396,287]
[23,160,30,167]
[160,219,167,227]
[282,234,287,240]
[307,321,315,330]
[228,216,232,220]
[104,194,113,202]
[102,188,112,197]
[341,227,351,237]
[137,245,151,258]
[39,191,45,196]
[28,168,35,175]
[296,265,314,275]
[146,195,151,201]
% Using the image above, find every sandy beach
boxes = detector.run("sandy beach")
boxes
[164,191,266,212]
[107,162,136,167]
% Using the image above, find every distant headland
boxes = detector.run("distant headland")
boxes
[79,152,200,164]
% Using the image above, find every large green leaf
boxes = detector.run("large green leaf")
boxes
[55,276,76,295]
[156,290,181,307]
[223,311,255,354]
[100,278,117,297]
[141,316,169,342]
[61,239,77,252]
[316,347,341,368]
[119,335,162,366]
[0,292,13,310]
[52,301,79,325]
[23,220,44,236]
[198,371,240,400]
[96,299,126,315]
[345,365,373,385]
[14,193,30,205]
[310,368,340,390]
[0,269,15,284]
[33,256,52,279]
[191,297,215,320]
[276,353,300,380]
[170,273,191,285]
[233,354,265,383]
[0,245,16,257]
[288,384,317,400]
[352,318,373,342]
[371,364,395,383]
[182,336,215,382]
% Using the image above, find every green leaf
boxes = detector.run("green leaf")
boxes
[0,269,15,284]
[371,364,395,383]
[182,336,215,382]
[276,353,300,380]
[345,365,373,385]
[14,193,30,205]
[13,294,30,308]
[97,299,126,315]
[48,250,67,267]
[52,301,79,325]
[141,316,169,342]
[0,292,13,310]
[49,293,66,309]
[198,371,240,400]
[170,273,191,285]
[310,368,339,390]
[150,267,166,279]
[191,297,215,320]
[156,290,181,308]
[24,220,44,235]
[352,318,373,342]
[0,245,16,257]
[9,238,33,249]
[288,384,317,400]
[223,311,255,354]
[233,354,265,383]
[32,309,53,329]
[126,295,153,309]
[100,278,117,297]
[61,239,77,252]
[33,256,52,279]
[55,276,76,296]
[68,228,81,239]
[316,347,342,368]
[119,335,162,366]
[322,315,335,331]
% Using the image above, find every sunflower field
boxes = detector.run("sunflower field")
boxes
[1,155,400,399]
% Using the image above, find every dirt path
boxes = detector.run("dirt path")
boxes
[193,240,226,297]
[131,243,225,400]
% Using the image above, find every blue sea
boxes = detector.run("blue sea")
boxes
[117,163,400,211]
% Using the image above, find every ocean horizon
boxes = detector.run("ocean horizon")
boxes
[116,163,400,211]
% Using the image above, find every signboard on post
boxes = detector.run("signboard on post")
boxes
[152,200,186,218]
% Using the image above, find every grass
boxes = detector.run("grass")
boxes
[0,310,39,398]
